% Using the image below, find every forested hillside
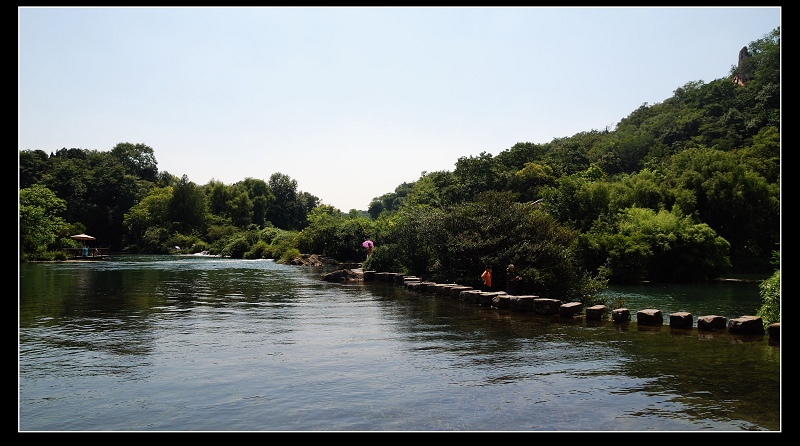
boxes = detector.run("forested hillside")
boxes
[20,28,779,301]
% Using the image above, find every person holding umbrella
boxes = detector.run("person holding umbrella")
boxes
[362,240,374,259]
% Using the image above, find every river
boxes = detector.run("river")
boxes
[18,255,781,432]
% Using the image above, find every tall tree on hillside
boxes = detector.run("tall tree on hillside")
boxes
[19,149,50,189]
[453,151,500,199]
[110,142,159,181]
[665,147,778,260]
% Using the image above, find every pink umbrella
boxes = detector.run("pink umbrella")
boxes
[362,240,374,248]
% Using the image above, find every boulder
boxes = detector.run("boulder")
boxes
[728,316,765,334]
[448,286,473,298]
[560,302,583,318]
[697,315,727,331]
[585,305,608,320]
[532,298,560,315]
[669,312,693,328]
[320,269,362,282]
[492,294,510,309]
[509,295,537,312]
[612,308,630,322]
[637,309,664,326]
[767,322,780,340]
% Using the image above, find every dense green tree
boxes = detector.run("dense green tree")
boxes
[542,131,601,176]
[664,147,778,260]
[739,125,780,184]
[368,181,414,218]
[239,177,274,227]
[756,269,780,327]
[267,172,299,230]
[168,175,207,235]
[206,180,232,217]
[372,204,442,278]
[19,149,49,189]
[735,27,780,116]
[26,147,158,250]
[453,151,501,199]
[297,205,374,261]
[403,171,457,208]
[40,149,89,222]
[19,184,68,261]
[587,131,660,175]
[122,186,173,252]
[371,191,606,300]
[110,142,158,181]
[367,200,385,219]
[577,207,731,282]
[229,191,254,228]
[540,166,606,231]
[493,141,547,172]
[296,191,320,227]
[509,161,557,203]
[87,152,149,249]
[607,168,668,215]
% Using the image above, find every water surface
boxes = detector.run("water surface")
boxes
[19,255,781,431]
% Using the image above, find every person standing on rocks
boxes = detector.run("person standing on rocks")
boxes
[481,265,493,291]
[506,264,522,295]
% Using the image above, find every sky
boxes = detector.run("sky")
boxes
[18,6,781,212]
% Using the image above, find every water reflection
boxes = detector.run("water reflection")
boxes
[19,256,779,431]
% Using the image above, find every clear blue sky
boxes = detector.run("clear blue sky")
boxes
[18,7,781,211]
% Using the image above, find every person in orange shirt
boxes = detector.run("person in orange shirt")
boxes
[481,265,493,291]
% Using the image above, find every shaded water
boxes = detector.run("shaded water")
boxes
[18,255,781,432]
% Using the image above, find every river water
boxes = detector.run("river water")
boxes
[18,255,781,432]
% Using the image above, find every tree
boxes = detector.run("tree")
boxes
[665,147,778,260]
[577,207,731,282]
[510,161,556,203]
[756,269,780,327]
[453,151,499,199]
[240,177,274,227]
[123,186,173,252]
[229,191,254,228]
[297,205,375,261]
[19,184,67,260]
[267,172,298,230]
[206,180,232,217]
[110,142,158,181]
[368,181,415,218]
[168,175,207,234]
[19,149,49,189]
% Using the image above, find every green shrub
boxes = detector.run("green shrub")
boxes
[278,247,301,264]
[363,244,407,274]
[220,236,250,258]
[245,240,270,259]
[756,269,780,327]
